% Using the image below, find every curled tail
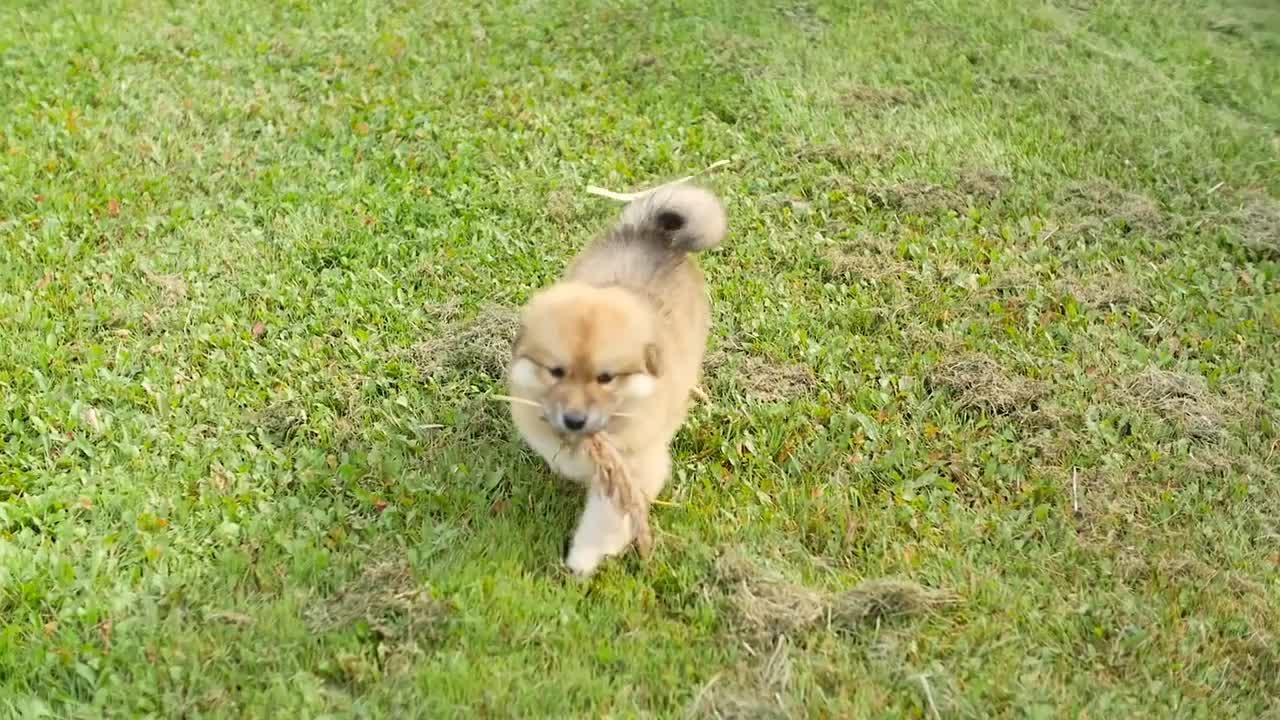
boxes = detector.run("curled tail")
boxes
[619,184,727,252]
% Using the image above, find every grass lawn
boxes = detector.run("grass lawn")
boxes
[2,0,1279,716]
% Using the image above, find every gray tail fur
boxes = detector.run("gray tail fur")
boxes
[618,184,726,252]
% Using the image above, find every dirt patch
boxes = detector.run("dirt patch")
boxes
[1124,367,1227,441]
[838,83,916,109]
[1234,191,1279,260]
[714,548,958,641]
[411,304,519,381]
[927,355,1049,415]
[1056,180,1165,238]
[305,561,450,646]
[704,349,816,404]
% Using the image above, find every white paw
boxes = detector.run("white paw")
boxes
[564,544,607,578]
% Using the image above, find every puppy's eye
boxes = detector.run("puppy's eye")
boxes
[549,366,566,379]
[596,372,614,384]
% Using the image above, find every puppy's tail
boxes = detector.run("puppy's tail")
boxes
[619,184,726,253]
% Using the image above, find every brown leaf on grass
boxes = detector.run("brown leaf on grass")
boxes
[82,406,102,433]
[927,355,1048,415]
[34,271,54,291]
[98,618,113,652]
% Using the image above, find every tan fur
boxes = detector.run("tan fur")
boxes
[507,184,726,576]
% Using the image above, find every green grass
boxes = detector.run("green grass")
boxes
[2,0,1278,717]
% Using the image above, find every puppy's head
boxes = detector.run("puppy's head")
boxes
[508,282,660,435]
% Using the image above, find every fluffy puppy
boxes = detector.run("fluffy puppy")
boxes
[507,184,726,576]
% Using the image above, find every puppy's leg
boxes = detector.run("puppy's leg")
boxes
[565,488,633,577]
[564,445,672,576]
[627,446,672,559]
[629,444,672,498]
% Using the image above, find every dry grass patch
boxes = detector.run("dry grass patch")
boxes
[796,140,906,170]
[686,635,796,720]
[865,181,967,214]
[823,247,913,285]
[820,231,920,286]
[714,548,958,641]
[927,355,1049,415]
[1056,179,1165,238]
[704,349,816,404]
[546,189,579,227]
[305,561,451,647]
[861,168,1008,214]
[1234,191,1280,260]
[411,303,519,381]
[145,271,188,305]
[957,168,1010,203]
[1058,271,1150,311]
[1124,367,1228,441]
[838,82,916,109]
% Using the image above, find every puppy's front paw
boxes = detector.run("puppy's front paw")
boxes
[564,543,606,579]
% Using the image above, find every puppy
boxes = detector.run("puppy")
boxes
[507,184,726,576]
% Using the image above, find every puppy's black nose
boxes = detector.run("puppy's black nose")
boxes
[562,411,587,431]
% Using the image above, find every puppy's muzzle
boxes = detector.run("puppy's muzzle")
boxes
[551,406,607,435]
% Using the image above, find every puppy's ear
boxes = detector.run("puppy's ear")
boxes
[644,343,662,376]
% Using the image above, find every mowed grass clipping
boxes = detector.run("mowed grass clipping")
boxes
[1,0,1278,717]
